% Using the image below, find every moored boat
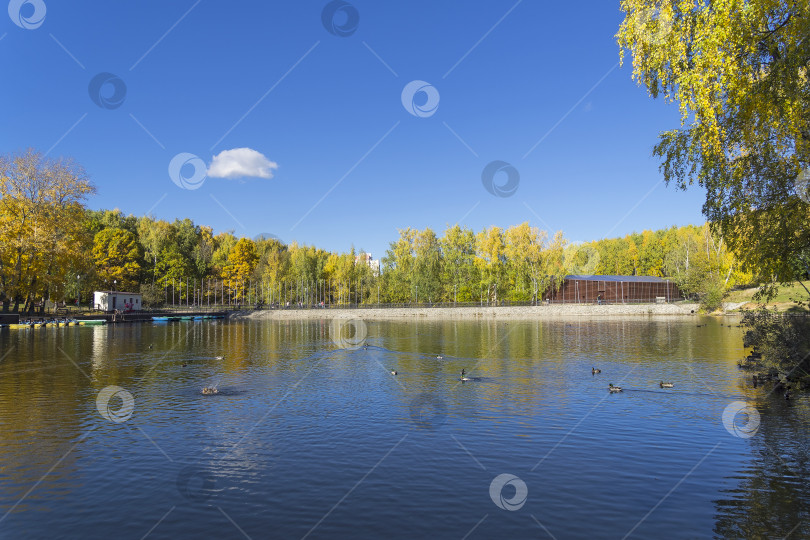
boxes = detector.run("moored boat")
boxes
[79,319,106,326]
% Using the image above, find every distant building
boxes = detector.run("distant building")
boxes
[543,275,683,304]
[354,253,381,275]
[93,291,142,312]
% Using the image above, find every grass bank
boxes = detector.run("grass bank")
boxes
[725,281,810,312]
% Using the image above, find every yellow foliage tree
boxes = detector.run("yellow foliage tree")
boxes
[617,0,810,289]
[0,149,95,313]
[223,238,258,300]
[92,228,143,291]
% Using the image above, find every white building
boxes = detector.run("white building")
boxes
[354,253,381,275]
[93,291,142,312]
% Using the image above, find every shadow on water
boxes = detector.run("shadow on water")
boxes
[713,393,810,539]
[623,387,752,400]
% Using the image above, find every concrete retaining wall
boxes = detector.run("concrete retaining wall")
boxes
[233,303,701,321]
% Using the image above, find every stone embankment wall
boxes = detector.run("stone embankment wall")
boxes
[233,303,702,321]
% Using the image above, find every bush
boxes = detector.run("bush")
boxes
[742,307,810,388]
[140,283,164,308]
[699,282,725,312]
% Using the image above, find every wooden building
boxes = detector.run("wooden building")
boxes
[543,275,683,304]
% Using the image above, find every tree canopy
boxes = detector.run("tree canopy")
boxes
[617,0,810,289]
[1,147,757,312]
[0,149,95,312]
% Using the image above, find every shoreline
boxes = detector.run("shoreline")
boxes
[232,303,704,321]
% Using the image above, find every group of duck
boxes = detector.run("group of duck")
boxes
[738,350,793,400]
[751,372,793,400]
[198,355,225,395]
[158,348,226,396]
[388,367,480,382]
[372,344,476,382]
[592,367,674,393]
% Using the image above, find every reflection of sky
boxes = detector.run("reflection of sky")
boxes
[0,318,806,538]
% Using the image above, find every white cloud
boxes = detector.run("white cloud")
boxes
[207,148,278,179]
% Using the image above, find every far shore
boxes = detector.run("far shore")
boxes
[231,302,707,321]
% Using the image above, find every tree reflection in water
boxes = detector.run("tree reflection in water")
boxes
[714,391,810,538]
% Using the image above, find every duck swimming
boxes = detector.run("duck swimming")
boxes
[659,381,674,388]
[201,386,218,395]
[436,355,443,360]
[608,384,623,393]
[592,367,601,374]
[215,356,224,360]
[391,370,398,375]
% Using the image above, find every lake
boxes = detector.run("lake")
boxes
[0,317,807,539]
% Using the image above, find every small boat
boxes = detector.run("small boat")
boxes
[79,319,107,326]
[9,323,33,330]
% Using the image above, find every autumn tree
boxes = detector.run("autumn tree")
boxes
[475,226,505,302]
[504,222,545,302]
[617,0,810,294]
[0,149,95,313]
[92,228,143,292]
[256,237,289,302]
[222,237,259,300]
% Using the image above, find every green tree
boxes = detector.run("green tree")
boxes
[137,216,172,284]
[440,224,478,302]
[413,228,442,303]
[155,244,194,289]
[87,209,138,237]
[382,228,417,302]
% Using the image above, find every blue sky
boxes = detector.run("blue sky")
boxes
[1,0,706,257]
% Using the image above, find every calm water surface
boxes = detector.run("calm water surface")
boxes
[0,317,808,539]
